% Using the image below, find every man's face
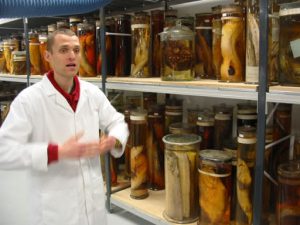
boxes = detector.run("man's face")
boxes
[45,34,81,79]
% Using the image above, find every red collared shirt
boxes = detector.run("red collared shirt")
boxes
[46,71,80,164]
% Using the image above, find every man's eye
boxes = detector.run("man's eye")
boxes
[60,48,68,53]
[74,48,80,54]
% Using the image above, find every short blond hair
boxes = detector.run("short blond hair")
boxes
[47,28,76,52]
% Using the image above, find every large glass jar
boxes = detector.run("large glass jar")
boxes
[220,5,246,82]
[197,110,215,150]
[147,104,165,190]
[0,42,6,73]
[151,10,164,77]
[29,32,42,75]
[279,2,300,85]
[130,110,148,199]
[11,51,26,75]
[131,12,150,78]
[212,5,222,80]
[246,0,260,83]
[235,126,256,225]
[277,161,300,225]
[163,134,201,223]
[3,38,19,73]
[165,99,183,134]
[198,150,232,225]
[160,21,195,81]
[38,34,51,74]
[115,14,131,77]
[78,21,96,77]
[195,13,213,79]
[169,122,196,135]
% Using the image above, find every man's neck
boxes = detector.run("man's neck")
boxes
[53,73,74,94]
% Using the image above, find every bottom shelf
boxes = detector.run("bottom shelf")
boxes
[110,188,197,225]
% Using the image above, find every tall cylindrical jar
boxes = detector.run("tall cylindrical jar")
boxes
[220,5,246,82]
[147,104,165,190]
[131,12,150,78]
[237,103,257,130]
[197,110,215,150]
[198,150,232,225]
[235,126,256,225]
[114,15,131,77]
[29,32,42,75]
[195,13,213,79]
[38,34,51,74]
[212,6,222,80]
[277,161,300,225]
[163,134,201,223]
[11,51,26,75]
[130,110,148,199]
[124,108,132,179]
[77,21,96,77]
[165,99,183,134]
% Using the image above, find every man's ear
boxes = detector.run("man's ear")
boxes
[44,50,50,62]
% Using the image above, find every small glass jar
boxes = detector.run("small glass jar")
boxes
[195,13,214,79]
[78,21,96,77]
[235,126,256,225]
[163,134,201,223]
[39,34,51,74]
[69,16,82,34]
[47,24,57,34]
[212,5,222,80]
[237,103,257,129]
[279,2,300,85]
[130,110,148,199]
[277,161,300,225]
[169,122,196,135]
[147,104,165,190]
[160,21,195,81]
[165,99,183,134]
[220,5,246,82]
[114,14,131,77]
[29,32,42,75]
[198,150,232,225]
[197,110,215,150]
[164,9,177,29]
[131,12,151,78]
[151,10,164,77]
[11,51,26,75]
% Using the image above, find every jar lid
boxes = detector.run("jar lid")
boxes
[130,110,147,121]
[237,103,257,114]
[69,16,82,23]
[12,51,26,61]
[159,22,194,41]
[169,122,196,134]
[280,2,300,17]
[278,161,300,178]
[237,114,257,120]
[163,134,201,146]
[38,34,48,42]
[221,4,244,14]
[199,150,232,163]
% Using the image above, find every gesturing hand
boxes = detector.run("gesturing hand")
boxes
[58,132,116,160]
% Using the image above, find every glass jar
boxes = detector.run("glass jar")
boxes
[151,10,164,77]
[11,51,26,75]
[277,161,300,225]
[0,42,6,73]
[160,21,195,81]
[197,110,215,150]
[235,126,256,225]
[169,122,196,135]
[294,137,300,160]
[220,5,246,82]
[29,32,42,75]
[3,38,19,73]
[187,107,200,125]
[47,24,57,34]
[195,13,214,79]
[237,103,257,129]
[212,5,222,80]
[147,104,165,190]
[130,110,148,199]
[179,17,195,31]
[163,134,201,223]
[39,34,51,74]
[78,21,96,77]
[114,14,131,77]
[164,9,177,29]
[165,99,183,134]
[279,2,300,85]
[143,92,157,111]
[131,12,151,78]
[124,108,132,179]
[198,150,232,225]
[69,16,82,34]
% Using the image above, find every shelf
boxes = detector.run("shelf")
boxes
[111,188,197,225]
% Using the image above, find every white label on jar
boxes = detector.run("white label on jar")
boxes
[246,66,259,83]
[237,137,257,144]
[290,39,300,58]
[131,24,149,30]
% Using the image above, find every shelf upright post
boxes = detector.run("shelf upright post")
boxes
[254,0,269,224]
[23,18,30,87]
[99,7,112,213]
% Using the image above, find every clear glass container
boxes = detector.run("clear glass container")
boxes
[69,16,82,34]
[114,14,131,77]
[237,103,257,129]
[198,150,232,225]
[163,134,201,223]
[39,34,51,74]
[165,99,183,134]
[212,5,223,80]
[3,38,19,73]
[197,110,215,150]
[220,4,246,82]
[29,31,42,75]
[78,21,96,77]
[131,12,151,78]
[164,9,177,29]
[195,13,213,79]
[279,2,300,85]
[130,110,149,199]
[277,161,300,225]
[147,104,165,190]
[179,17,195,31]
[124,108,132,179]
[160,21,195,81]
[11,51,26,75]
[169,122,196,135]
[235,126,256,225]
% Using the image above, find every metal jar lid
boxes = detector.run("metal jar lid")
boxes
[130,110,147,121]
[163,134,201,151]
[169,122,196,134]
[199,149,232,163]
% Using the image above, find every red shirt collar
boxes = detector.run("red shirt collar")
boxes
[47,71,80,112]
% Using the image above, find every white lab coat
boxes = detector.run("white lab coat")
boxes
[0,76,129,225]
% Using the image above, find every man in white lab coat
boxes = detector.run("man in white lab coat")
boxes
[0,29,129,225]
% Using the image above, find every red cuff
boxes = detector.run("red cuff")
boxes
[47,144,59,164]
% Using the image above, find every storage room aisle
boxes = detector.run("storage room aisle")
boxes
[0,170,153,225]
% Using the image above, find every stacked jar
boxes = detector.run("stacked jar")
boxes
[197,110,215,150]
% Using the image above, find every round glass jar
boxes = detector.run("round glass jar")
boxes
[160,21,195,81]
[131,12,151,78]
[29,32,42,75]
[163,134,201,223]
[198,150,232,225]
[169,122,196,135]
[237,103,257,129]
[212,5,222,80]
[197,110,215,150]
[165,100,183,134]
[11,51,26,75]
[195,13,213,79]
[38,34,51,74]
[277,161,300,225]
[130,110,149,199]
[220,4,246,82]
[3,38,19,73]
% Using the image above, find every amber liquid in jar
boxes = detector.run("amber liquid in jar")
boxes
[124,109,132,179]
[39,34,51,74]
[197,111,214,150]
[69,16,82,34]
[11,51,26,75]
[212,6,222,80]
[29,32,42,75]
[165,101,183,134]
